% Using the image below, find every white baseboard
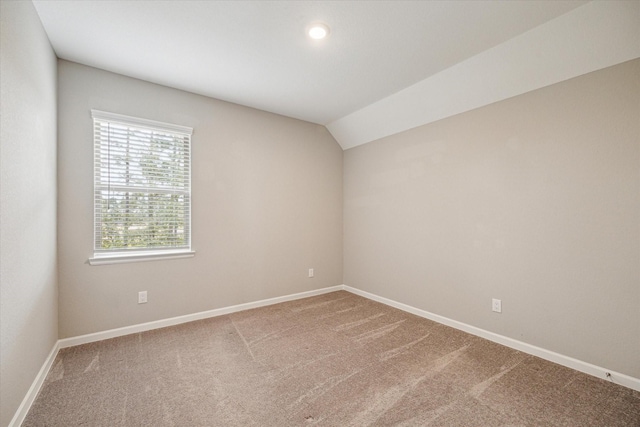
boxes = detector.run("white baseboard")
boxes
[10,285,344,426]
[12,283,639,427]
[59,285,345,348]
[9,340,60,427]
[344,285,640,392]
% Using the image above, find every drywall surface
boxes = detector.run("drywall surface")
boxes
[344,59,640,378]
[0,2,59,426]
[329,0,640,149]
[57,61,343,338]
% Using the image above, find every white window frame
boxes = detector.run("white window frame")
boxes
[89,110,195,265]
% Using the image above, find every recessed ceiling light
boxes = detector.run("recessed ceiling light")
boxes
[307,22,330,40]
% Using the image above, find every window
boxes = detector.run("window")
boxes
[89,110,194,265]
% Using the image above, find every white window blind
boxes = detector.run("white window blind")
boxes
[92,110,192,260]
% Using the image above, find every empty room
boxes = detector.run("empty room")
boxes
[1,1,639,426]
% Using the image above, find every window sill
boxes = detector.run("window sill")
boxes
[88,250,195,266]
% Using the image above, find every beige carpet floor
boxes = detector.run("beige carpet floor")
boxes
[24,291,639,426]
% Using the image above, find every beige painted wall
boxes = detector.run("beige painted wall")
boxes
[344,59,640,378]
[57,61,343,338]
[0,2,59,426]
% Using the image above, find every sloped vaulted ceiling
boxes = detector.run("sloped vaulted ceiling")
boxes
[32,0,640,149]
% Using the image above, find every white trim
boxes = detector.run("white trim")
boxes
[343,285,640,392]
[91,109,193,135]
[12,283,638,426]
[8,340,60,427]
[59,285,345,348]
[10,285,344,425]
[88,250,195,266]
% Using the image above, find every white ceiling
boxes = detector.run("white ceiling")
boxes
[32,1,639,149]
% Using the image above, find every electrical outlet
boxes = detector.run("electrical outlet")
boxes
[138,291,147,304]
[308,268,314,278]
[492,298,501,313]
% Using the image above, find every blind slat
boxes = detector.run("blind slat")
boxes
[93,112,191,253]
